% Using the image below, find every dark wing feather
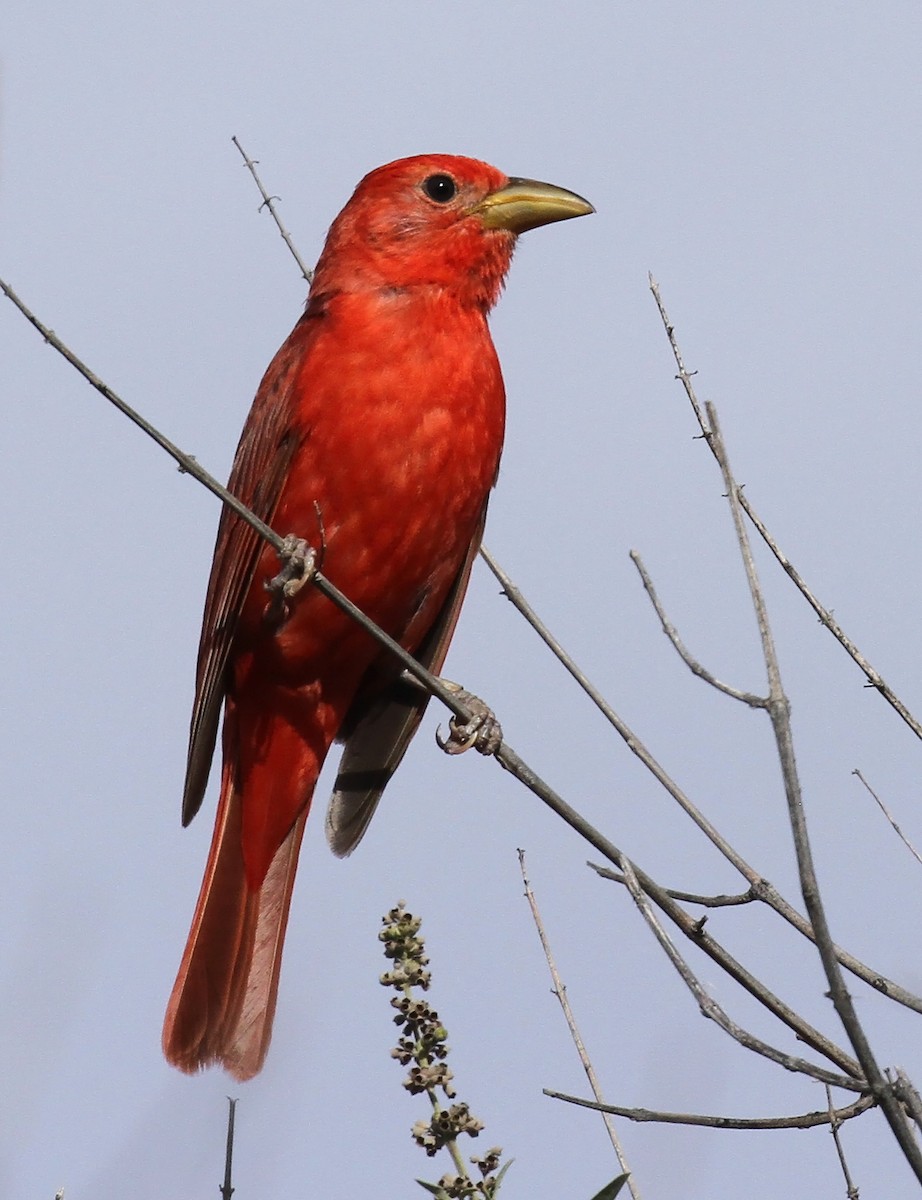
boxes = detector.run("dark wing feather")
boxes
[325,502,489,856]
[181,324,309,826]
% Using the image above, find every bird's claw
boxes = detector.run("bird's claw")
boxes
[264,534,318,626]
[436,684,502,757]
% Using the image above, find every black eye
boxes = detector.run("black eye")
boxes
[423,174,457,203]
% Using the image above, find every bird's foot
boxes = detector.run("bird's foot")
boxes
[264,534,318,626]
[436,682,503,757]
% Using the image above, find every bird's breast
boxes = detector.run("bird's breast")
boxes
[241,290,506,676]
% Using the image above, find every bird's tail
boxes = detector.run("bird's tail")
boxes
[162,752,307,1081]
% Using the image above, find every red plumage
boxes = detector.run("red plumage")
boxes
[163,154,592,1079]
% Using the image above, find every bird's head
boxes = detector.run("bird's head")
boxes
[311,154,593,311]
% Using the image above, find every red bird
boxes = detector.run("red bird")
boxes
[163,154,593,1079]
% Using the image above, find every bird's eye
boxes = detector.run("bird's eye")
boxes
[423,174,457,204]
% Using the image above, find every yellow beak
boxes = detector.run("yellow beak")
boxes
[475,176,595,233]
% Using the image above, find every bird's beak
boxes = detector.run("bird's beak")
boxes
[474,177,595,234]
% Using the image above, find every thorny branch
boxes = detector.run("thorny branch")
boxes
[231,136,314,285]
[649,272,922,744]
[706,400,922,1179]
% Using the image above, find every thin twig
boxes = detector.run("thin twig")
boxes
[544,1089,875,1131]
[480,544,764,880]
[649,272,922,744]
[488,754,851,1080]
[481,542,922,1015]
[220,1097,237,1200]
[742,497,922,738]
[231,136,314,284]
[853,769,922,869]
[617,857,859,1090]
[707,400,922,1182]
[630,550,767,707]
[825,1085,860,1199]
[589,864,755,908]
[517,851,640,1200]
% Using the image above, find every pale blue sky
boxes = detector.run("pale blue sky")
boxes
[4,3,922,1197]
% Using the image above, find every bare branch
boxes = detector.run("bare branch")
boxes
[518,851,640,1199]
[618,857,859,1090]
[647,274,708,432]
[853,769,922,869]
[825,1085,860,1200]
[629,550,767,707]
[231,136,314,284]
[496,742,863,1081]
[741,495,922,739]
[649,272,922,744]
[707,400,922,1181]
[479,544,765,877]
[544,1089,875,1131]
[482,540,922,1015]
[590,863,756,908]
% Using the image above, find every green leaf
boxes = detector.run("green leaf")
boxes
[493,1158,515,1191]
[415,1181,451,1199]
[588,1173,631,1200]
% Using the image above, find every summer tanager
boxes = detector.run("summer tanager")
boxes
[163,154,593,1079]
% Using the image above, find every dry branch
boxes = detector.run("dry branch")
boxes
[518,851,639,1198]
[544,1090,875,1131]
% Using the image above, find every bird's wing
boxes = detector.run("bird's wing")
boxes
[181,322,310,826]
[325,502,489,856]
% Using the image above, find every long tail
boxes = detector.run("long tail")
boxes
[162,755,306,1081]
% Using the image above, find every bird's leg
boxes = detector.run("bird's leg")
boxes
[436,681,503,757]
[264,534,318,627]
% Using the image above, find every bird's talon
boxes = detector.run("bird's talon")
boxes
[436,688,502,757]
[264,534,318,626]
